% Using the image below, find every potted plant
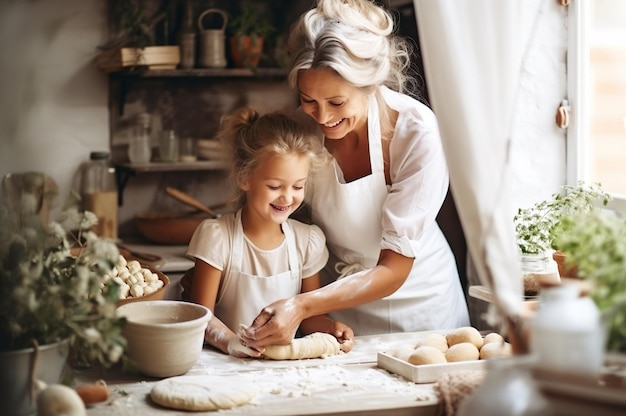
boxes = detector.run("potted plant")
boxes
[513,181,611,275]
[0,173,126,414]
[552,209,626,352]
[96,0,180,72]
[227,1,275,68]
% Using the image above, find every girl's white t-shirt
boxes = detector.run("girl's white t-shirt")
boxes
[187,213,328,278]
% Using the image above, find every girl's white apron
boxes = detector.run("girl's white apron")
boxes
[215,209,301,333]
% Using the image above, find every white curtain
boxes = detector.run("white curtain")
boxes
[413,1,540,329]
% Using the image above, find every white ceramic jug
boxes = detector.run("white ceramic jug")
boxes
[197,9,228,68]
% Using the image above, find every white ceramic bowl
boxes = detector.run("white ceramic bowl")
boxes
[116,300,212,378]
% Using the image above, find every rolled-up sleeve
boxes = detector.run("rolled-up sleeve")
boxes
[381,108,449,258]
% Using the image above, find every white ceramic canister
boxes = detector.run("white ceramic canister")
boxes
[530,283,605,376]
[197,9,228,68]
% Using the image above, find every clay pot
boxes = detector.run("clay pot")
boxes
[552,250,579,279]
[229,35,264,68]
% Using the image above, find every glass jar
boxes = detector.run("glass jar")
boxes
[159,129,179,162]
[80,151,118,239]
[521,252,560,296]
[457,355,552,416]
[128,113,152,164]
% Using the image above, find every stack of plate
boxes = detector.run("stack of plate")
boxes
[195,139,229,162]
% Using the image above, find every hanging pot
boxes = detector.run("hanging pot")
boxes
[0,339,70,416]
[197,9,228,68]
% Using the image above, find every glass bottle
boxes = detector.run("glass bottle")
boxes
[457,355,552,416]
[178,0,196,69]
[80,151,118,239]
[128,113,152,164]
[530,283,604,376]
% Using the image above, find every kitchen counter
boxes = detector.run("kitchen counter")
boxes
[76,332,442,415]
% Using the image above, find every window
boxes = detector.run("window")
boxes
[571,0,626,213]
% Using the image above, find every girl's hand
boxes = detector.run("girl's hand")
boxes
[226,337,263,358]
[240,298,304,348]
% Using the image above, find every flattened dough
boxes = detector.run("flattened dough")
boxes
[263,332,341,360]
[150,375,257,411]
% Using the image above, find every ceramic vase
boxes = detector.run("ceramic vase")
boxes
[0,339,70,416]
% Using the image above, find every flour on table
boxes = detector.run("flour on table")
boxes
[150,375,257,411]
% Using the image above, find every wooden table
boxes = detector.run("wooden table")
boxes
[76,333,441,415]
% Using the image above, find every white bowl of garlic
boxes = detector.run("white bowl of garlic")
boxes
[100,254,170,306]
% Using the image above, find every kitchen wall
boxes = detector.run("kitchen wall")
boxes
[0,0,567,228]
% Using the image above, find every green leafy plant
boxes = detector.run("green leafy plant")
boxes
[228,1,275,39]
[0,174,126,368]
[513,181,611,255]
[553,210,626,352]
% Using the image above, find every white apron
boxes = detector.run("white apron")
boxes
[310,93,469,335]
[215,209,301,333]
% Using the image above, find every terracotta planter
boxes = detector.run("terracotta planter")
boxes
[0,339,70,416]
[552,250,579,279]
[229,36,264,68]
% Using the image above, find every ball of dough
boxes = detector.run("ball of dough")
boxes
[389,344,417,362]
[446,326,483,349]
[445,342,480,362]
[480,341,513,359]
[482,332,505,346]
[415,333,448,353]
[408,346,447,365]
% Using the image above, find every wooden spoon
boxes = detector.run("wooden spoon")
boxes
[165,186,218,217]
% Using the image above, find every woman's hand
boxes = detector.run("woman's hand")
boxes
[239,297,305,349]
[330,320,355,352]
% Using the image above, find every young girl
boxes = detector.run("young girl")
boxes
[184,107,354,357]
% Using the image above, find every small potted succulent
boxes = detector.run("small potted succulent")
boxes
[513,181,611,275]
[552,209,626,352]
[0,173,126,414]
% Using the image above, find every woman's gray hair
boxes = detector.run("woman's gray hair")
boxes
[287,0,414,94]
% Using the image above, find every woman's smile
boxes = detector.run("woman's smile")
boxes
[324,118,345,128]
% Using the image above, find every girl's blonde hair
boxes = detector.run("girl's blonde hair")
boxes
[217,107,324,209]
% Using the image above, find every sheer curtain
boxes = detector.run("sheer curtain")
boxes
[413,1,540,339]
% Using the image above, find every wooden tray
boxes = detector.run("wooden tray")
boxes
[377,351,487,384]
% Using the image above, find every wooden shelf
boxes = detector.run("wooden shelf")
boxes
[115,160,228,206]
[110,67,288,78]
[117,160,228,172]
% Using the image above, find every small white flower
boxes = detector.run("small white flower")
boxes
[84,327,102,343]
[48,222,65,239]
[60,207,83,230]
[81,211,99,230]
[108,344,124,363]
